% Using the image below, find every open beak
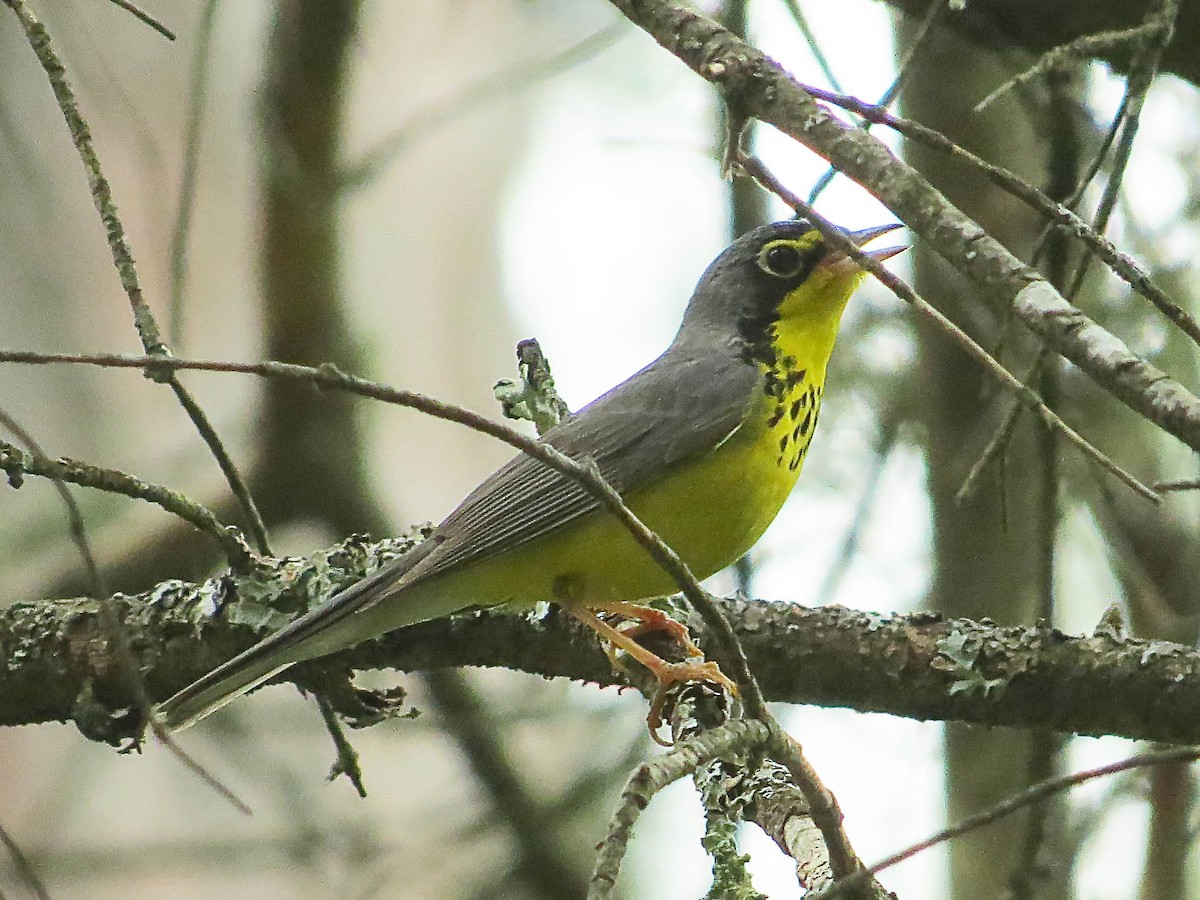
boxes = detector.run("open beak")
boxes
[847,222,906,261]
[817,222,905,277]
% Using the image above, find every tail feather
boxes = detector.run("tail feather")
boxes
[156,652,294,731]
[157,542,436,730]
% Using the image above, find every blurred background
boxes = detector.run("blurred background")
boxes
[2,0,1200,897]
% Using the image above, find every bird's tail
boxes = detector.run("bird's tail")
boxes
[157,548,432,730]
[155,645,296,732]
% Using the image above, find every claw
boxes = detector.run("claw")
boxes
[561,603,737,746]
[645,660,738,746]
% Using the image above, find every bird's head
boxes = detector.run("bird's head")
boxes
[677,219,903,367]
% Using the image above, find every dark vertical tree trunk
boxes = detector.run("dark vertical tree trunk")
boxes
[260,0,387,541]
[899,20,1048,900]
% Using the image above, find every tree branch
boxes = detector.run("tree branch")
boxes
[605,0,1200,456]
[878,0,1200,88]
[7,535,1200,747]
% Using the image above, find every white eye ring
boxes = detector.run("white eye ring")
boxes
[757,241,807,278]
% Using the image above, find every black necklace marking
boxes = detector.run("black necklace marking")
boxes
[771,377,822,472]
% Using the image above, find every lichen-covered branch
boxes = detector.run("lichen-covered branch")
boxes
[6,536,1200,747]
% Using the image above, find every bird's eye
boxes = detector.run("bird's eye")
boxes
[757,242,806,278]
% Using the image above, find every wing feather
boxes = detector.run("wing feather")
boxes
[411,347,758,582]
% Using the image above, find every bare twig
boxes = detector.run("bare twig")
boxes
[168,0,221,345]
[0,387,246,820]
[315,694,367,798]
[815,746,1200,898]
[958,0,1179,509]
[4,0,270,555]
[100,0,176,40]
[1033,89,1131,266]
[0,408,106,598]
[806,0,947,203]
[801,86,1200,350]
[779,0,843,94]
[165,384,270,553]
[146,718,252,815]
[1065,0,1178,306]
[1154,478,1200,492]
[341,23,625,190]
[954,349,1052,505]
[0,820,51,900]
[0,431,250,569]
[975,23,1160,113]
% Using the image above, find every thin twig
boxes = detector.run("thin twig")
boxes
[166,379,269,553]
[742,156,1159,504]
[1154,478,1200,492]
[0,821,51,900]
[974,23,1160,113]
[885,0,949,106]
[146,718,252,815]
[1063,0,1178,302]
[0,407,106,598]
[4,0,271,555]
[779,0,843,94]
[4,1,165,349]
[1030,91,1131,269]
[955,348,1052,505]
[100,0,176,40]
[341,22,625,190]
[0,432,250,570]
[316,694,367,798]
[806,0,947,204]
[765,722,866,886]
[0,396,245,820]
[801,85,1200,351]
[814,746,1200,898]
[168,0,221,345]
[959,0,1179,504]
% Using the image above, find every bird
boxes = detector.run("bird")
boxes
[157,219,903,731]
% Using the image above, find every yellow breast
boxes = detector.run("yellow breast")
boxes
[433,366,829,609]
[542,315,837,599]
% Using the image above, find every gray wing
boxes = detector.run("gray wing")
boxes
[408,344,759,583]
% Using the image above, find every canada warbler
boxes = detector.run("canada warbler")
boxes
[158,219,902,730]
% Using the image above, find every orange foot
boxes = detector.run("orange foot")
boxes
[598,600,706,659]
[563,603,737,747]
